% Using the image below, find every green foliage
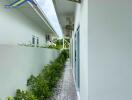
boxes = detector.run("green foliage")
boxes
[48,38,70,50]
[14,89,37,100]
[47,45,63,50]
[27,75,52,100]
[6,97,13,100]
[13,49,69,100]
[55,38,70,49]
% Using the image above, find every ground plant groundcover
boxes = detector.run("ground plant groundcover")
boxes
[6,49,69,100]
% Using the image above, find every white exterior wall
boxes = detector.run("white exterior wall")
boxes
[72,0,88,100]
[0,45,59,99]
[88,0,132,100]
[80,0,88,100]
[0,3,46,46]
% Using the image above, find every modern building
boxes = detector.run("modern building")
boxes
[1,0,132,100]
[0,0,59,99]
[53,0,88,100]
[0,0,56,46]
[53,0,132,100]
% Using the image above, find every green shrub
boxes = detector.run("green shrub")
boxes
[13,49,69,100]
[27,75,52,100]
[14,89,37,100]
[6,97,13,100]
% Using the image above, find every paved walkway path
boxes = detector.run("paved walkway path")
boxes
[52,59,78,100]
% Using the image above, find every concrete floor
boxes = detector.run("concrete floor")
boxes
[52,59,78,100]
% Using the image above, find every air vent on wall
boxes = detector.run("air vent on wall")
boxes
[67,0,81,3]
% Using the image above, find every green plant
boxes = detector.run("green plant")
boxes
[13,49,69,100]
[6,97,13,100]
[14,89,37,100]
[27,75,52,100]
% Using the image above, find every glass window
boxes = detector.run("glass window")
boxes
[74,26,80,91]
[32,35,35,45]
[37,37,39,47]
[46,35,50,41]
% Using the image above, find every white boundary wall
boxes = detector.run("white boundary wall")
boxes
[0,45,59,99]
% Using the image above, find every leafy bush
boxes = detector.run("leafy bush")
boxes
[14,89,37,100]
[27,75,52,100]
[13,49,69,100]
[6,97,13,100]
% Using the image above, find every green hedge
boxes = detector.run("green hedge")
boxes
[13,49,69,100]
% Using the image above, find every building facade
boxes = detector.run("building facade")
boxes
[0,0,55,46]
[53,0,88,100]
[54,0,132,100]
[0,0,58,99]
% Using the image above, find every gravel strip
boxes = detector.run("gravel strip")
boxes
[50,59,78,100]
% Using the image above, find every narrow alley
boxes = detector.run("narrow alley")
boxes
[52,59,78,100]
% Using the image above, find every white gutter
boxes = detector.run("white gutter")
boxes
[28,0,57,36]
[52,0,64,35]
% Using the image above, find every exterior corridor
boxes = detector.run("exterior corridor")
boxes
[53,59,78,100]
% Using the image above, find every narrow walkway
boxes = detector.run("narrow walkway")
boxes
[52,59,78,100]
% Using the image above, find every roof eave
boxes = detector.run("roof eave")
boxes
[28,1,58,36]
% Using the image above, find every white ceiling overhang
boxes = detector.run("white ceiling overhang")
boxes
[53,0,76,37]
[2,0,57,36]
